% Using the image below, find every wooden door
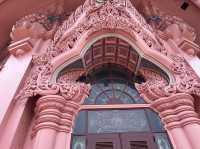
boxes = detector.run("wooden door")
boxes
[121,133,158,149]
[87,134,121,149]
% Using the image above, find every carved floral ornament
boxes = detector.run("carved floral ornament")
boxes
[14,60,90,104]
[135,55,200,103]
[10,0,200,127]
[12,0,200,104]
[52,0,167,55]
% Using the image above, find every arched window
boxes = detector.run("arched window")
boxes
[83,66,145,105]
[71,65,173,149]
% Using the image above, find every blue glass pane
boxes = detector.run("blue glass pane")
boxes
[146,109,165,132]
[88,110,150,133]
[104,90,114,99]
[112,79,126,90]
[96,93,109,104]
[118,92,135,104]
[115,90,123,99]
[83,75,146,105]
[98,79,112,90]
[73,111,87,134]
[72,136,86,149]
[134,96,146,104]
[125,86,138,97]
[154,133,172,149]
[84,84,101,104]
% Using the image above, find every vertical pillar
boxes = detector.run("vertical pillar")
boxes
[32,95,65,149]
[151,93,200,149]
[0,39,37,128]
[0,38,44,149]
[0,99,28,149]
[53,101,80,149]
[32,83,90,149]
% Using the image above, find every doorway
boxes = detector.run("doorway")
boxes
[71,64,172,149]
[88,133,156,149]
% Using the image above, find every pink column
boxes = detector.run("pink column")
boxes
[32,82,90,149]
[53,100,82,149]
[166,128,192,149]
[179,94,200,149]
[0,99,28,149]
[32,95,64,149]
[151,93,200,149]
[184,124,200,149]
[0,39,42,130]
[54,132,72,149]
[33,129,57,149]
[50,100,84,149]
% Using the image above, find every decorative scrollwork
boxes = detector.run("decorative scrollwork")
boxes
[135,68,169,103]
[136,55,200,103]
[52,0,166,56]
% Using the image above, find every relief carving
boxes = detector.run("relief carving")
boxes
[12,0,200,130]
[143,0,196,43]
[53,0,166,56]
[135,56,200,128]
[15,57,90,104]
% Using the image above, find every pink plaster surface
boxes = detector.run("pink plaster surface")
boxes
[190,0,200,8]
[0,53,32,127]
[168,128,192,149]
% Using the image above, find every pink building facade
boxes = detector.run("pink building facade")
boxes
[0,0,200,149]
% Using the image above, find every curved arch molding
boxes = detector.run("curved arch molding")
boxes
[14,0,200,108]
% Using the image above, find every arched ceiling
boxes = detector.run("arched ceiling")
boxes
[0,0,199,51]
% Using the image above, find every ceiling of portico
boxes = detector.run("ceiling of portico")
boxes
[0,0,200,53]
[57,36,170,84]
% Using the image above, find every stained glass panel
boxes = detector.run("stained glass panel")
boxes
[71,136,86,149]
[96,93,109,104]
[146,109,165,132]
[73,111,87,134]
[154,133,172,149]
[83,77,145,105]
[88,110,150,133]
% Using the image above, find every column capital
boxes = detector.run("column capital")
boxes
[151,93,200,129]
[32,82,90,137]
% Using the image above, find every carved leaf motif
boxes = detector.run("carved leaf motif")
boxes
[53,0,166,56]
[135,68,169,103]
[57,69,85,83]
